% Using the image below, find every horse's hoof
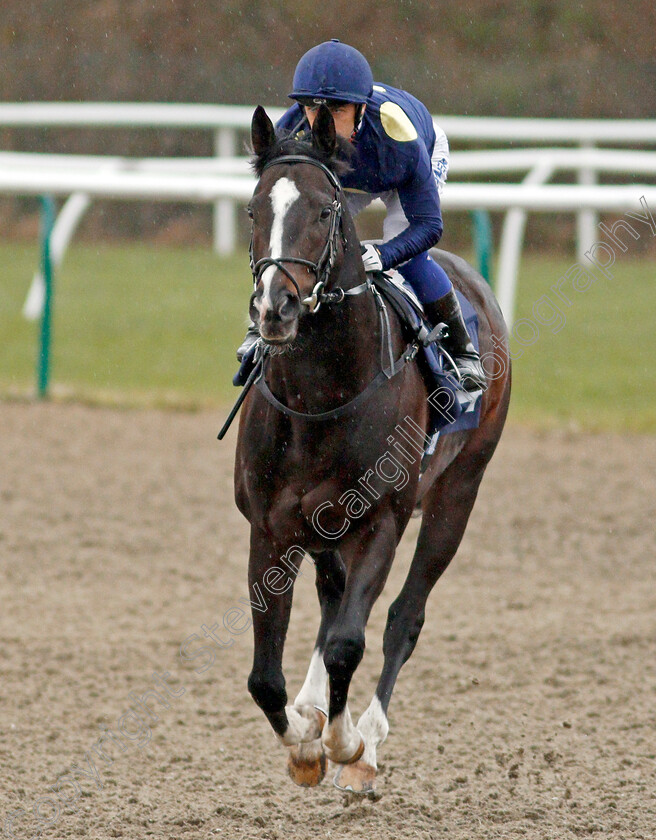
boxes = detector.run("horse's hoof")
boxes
[287,740,327,787]
[333,759,377,794]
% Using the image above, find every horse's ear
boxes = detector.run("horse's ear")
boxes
[311,104,337,158]
[251,105,276,156]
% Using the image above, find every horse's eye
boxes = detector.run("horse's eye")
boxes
[320,206,332,221]
[246,207,254,220]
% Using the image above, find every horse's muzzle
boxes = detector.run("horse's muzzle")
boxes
[251,288,300,345]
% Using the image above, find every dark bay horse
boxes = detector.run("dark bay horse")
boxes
[234,105,511,793]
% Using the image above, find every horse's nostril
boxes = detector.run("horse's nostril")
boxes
[250,289,263,317]
[280,293,299,320]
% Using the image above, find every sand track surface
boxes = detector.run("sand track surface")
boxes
[1,403,654,839]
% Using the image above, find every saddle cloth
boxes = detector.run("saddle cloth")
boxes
[372,270,482,439]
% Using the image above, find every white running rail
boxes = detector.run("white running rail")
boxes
[2,104,656,325]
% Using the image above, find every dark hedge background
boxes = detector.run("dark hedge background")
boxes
[2,0,655,248]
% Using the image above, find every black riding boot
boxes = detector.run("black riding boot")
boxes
[236,322,260,361]
[423,289,487,391]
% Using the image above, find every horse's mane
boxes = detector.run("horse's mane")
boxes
[250,130,354,180]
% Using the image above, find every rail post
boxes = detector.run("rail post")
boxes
[577,141,598,262]
[471,209,493,286]
[496,161,555,328]
[36,195,56,399]
[213,127,237,254]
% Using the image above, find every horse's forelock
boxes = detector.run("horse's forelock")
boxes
[250,131,352,181]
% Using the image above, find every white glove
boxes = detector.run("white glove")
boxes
[361,243,383,273]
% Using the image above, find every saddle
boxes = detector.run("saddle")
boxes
[365,271,483,439]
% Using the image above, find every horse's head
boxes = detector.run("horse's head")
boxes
[247,105,349,346]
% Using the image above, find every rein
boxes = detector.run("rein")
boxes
[255,340,419,422]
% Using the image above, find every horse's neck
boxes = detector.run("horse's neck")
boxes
[268,257,383,404]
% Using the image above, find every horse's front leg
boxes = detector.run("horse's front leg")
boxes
[246,529,324,746]
[287,550,346,786]
[321,515,397,768]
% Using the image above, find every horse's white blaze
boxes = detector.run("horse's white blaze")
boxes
[260,176,300,312]
[357,696,389,768]
[294,648,328,709]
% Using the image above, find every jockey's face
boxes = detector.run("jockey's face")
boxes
[304,102,361,139]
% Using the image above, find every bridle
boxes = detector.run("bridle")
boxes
[249,155,346,313]
[218,153,427,436]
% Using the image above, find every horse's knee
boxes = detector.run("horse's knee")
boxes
[323,632,365,678]
[248,668,286,714]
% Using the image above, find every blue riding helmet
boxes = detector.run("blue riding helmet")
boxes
[289,39,373,105]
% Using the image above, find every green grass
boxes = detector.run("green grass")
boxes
[1,241,655,431]
[0,241,252,407]
[507,254,656,432]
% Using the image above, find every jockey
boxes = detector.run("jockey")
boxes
[239,39,486,391]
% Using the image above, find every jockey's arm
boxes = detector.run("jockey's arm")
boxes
[377,143,443,271]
